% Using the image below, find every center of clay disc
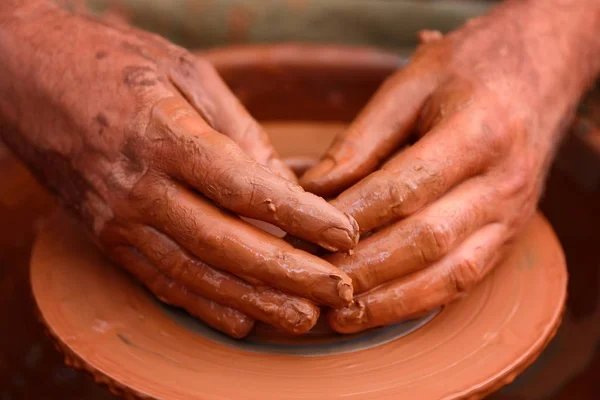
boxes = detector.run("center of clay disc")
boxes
[152,120,439,355]
[157,298,439,356]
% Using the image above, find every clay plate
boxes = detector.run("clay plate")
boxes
[30,45,567,399]
[31,209,566,400]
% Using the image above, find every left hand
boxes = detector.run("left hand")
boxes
[300,0,597,333]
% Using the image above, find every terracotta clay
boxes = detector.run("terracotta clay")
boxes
[31,207,566,400]
[29,43,569,398]
[115,244,255,339]
[104,179,354,309]
[111,225,320,334]
[196,44,404,122]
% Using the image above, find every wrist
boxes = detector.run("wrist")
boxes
[454,0,599,90]
[447,0,599,143]
[495,0,599,89]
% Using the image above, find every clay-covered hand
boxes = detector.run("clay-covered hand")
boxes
[0,2,358,338]
[300,0,600,333]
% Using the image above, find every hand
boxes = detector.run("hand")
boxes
[0,2,359,337]
[300,0,600,333]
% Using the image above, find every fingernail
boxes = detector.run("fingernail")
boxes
[327,301,368,334]
[348,300,367,323]
[328,273,354,306]
[318,224,358,253]
[280,300,320,334]
[346,214,360,246]
[337,282,354,305]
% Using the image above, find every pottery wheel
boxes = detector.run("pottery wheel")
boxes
[30,117,567,400]
[31,206,566,400]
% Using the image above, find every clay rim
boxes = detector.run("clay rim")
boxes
[155,297,441,356]
[30,214,567,400]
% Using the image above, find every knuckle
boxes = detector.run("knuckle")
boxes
[387,178,415,218]
[154,243,190,281]
[148,96,199,139]
[494,159,535,202]
[446,256,482,294]
[151,278,173,305]
[181,135,214,179]
[142,267,179,304]
[414,221,452,263]
[122,64,160,88]
[503,168,530,198]
[128,168,158,197]
[385,162,447,220]
[478,119,511,157]
[461,90,515,158]
[210,163,247,203]
[167,255,187,281]
[211,162,279,212]
[129,173,168,215]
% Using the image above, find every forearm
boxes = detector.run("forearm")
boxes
[487,0,600,97]
[0,1,138,206]
[0,0,67,148]
[449,0,598,99]
[0,1,133,155]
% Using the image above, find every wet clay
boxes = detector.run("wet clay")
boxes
[32,108,566,399]
[31,209,566,400]
[29,43,567,399]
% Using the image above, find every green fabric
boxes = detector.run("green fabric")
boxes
[85,0,491,54]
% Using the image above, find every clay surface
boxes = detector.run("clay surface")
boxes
[31,208,566,400]
[3,39,598,399]
[31,117,567,400]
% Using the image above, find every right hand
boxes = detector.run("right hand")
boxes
[0,2,358,337]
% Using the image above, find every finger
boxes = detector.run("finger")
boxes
[326,178,497,294]
[111,246,255,339]
[169,54,296,182]
[127,225,320,334]
[150,96,359,252]
[134,177,353,307]
[332,107,504,234]
[300,63,438,197]
[328,223,507,334]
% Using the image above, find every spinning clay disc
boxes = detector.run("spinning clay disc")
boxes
[31,208,566,400]
[30,45,567,399]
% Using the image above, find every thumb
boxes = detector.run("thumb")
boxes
[300,64,438,196]
[169,53,297,182]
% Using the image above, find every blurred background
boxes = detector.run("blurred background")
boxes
[1,0,599,399]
